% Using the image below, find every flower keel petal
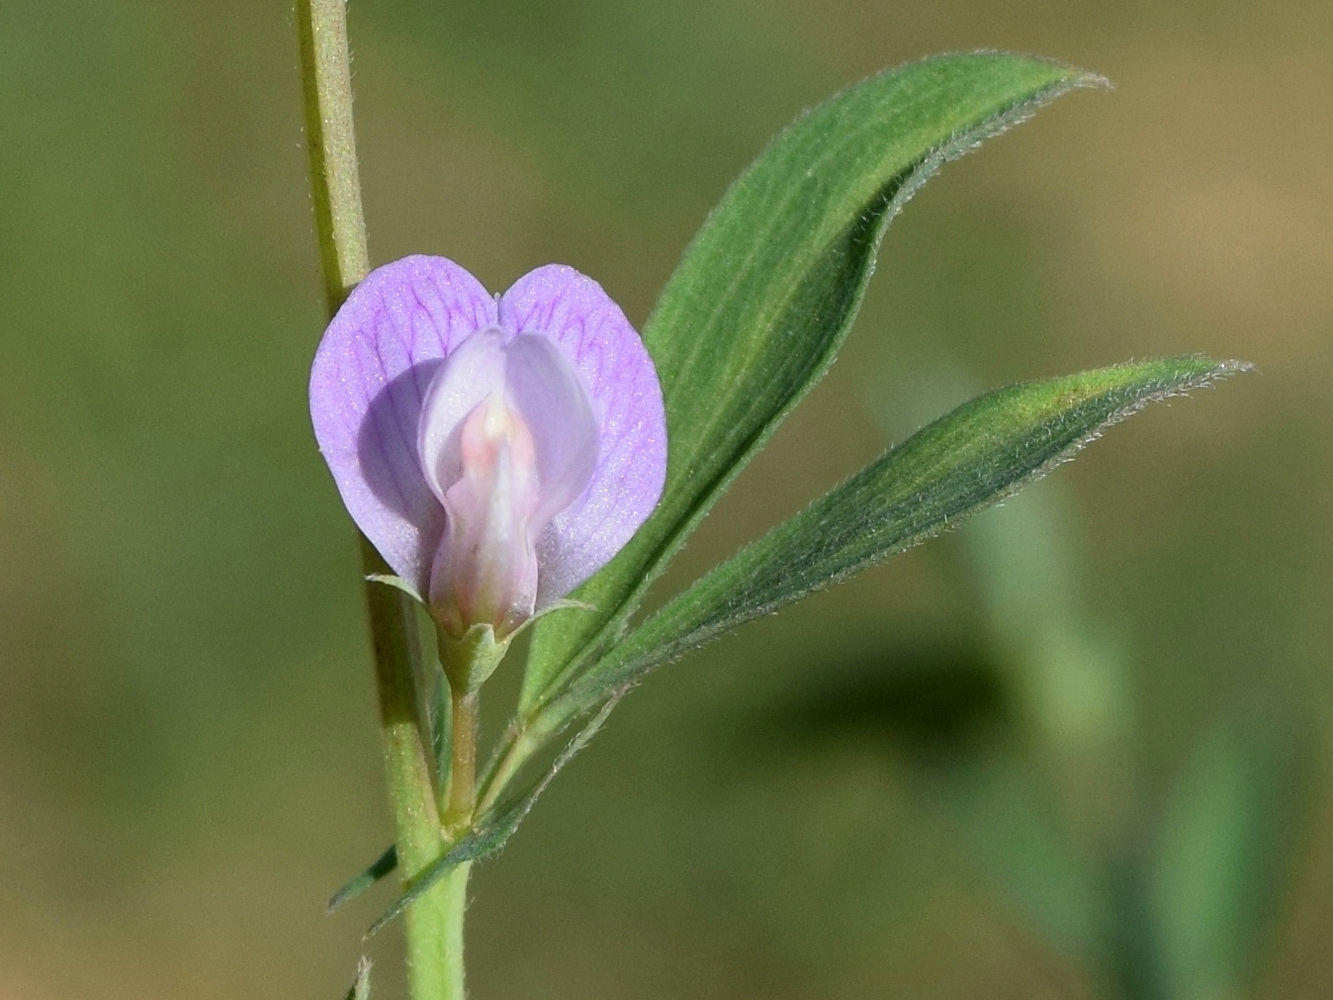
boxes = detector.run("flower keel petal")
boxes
[429,392,543,637]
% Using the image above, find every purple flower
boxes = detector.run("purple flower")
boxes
[310,255,667,640]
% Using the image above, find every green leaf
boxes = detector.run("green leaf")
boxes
[1151,720,1313,999]
[537,358,1248,733]
[327,844,398,914]
[364,697,618,938]
[519,52,1106,714]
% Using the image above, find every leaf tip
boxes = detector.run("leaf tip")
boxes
[1034,62,1113,105]
[327,845,398,914]
[1216,358,1257,376]
[1062,65,1114,93]
[952,49,1112,94]
[1173,356,1256,391]
[344,957,371,1000]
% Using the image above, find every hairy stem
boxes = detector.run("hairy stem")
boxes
[444,690,480,835]
[296,0,367,303]
[438,687,479,1000]
[297,2,461,997]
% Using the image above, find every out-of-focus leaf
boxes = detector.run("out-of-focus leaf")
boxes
[365,697,618,938]
[519,53,1106,714]
[755,640,1010,756]
[947,754,1105,958]
[343,957,371,1000]
[1151,721,1314,1000]
[535,358,1247,736]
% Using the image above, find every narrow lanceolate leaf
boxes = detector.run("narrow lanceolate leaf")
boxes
[520,52,1106,714]
[365,698,618,938]
[327,845,398,914]
[535,358,1248,732]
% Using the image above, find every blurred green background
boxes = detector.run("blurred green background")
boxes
[2,1,1331,997]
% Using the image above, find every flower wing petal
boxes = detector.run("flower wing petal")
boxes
[504,333,600,528]
[417,328,508,503]
[499,265,667,603]
[310,255,497,593]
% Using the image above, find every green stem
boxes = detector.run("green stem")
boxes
[436,861,472,999]
[438,687,479,1000]
[360,539,458,1000]
[296,0,368,304]
[443,689,480,836]
[296,2,462,997]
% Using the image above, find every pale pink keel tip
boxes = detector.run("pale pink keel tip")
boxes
[309,255,667,637]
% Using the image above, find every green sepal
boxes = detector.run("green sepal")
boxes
[519,598,597,626]
[428,659,449,785]
[364,573,425,605]
[437,624,509,694]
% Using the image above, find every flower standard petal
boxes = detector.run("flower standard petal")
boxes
[309,255,497,595]
[499,265,667,603]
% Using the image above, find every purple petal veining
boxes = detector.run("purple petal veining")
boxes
[310,256,497,596]
[499,265,667,603]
